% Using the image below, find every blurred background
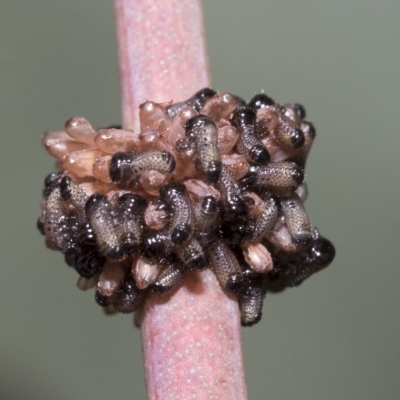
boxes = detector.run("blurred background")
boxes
[1,1,399,399]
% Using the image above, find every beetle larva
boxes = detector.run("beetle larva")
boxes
[149,260,186,294]
[113,193,148,256]
[206,239,243,293]
[43,171,63,197]
[113,274,144,313]
[85,193,123,259]
[60,176,88,224]
[184,114,222,182]
[175,237,206,270]
[247,93,275,110]
[74,249,105,279]
[273,106,305,150]
[304,235,335,272]
[140,229,172,259]
[194,195,219,246]
[241,161,304,197]
[238,283,264,327]
[165,87,217,119]
[158,182,195,245]
[251,195,279,241]
[109,150,175,187]
[43,186,74,252]
[280,193,312,247]
[232,108,270,165]
[284,103,306,121]
[218,165,248,217]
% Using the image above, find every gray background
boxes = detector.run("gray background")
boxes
[1,0,399,399]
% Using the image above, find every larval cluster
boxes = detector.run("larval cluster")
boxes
[37,88,335,326]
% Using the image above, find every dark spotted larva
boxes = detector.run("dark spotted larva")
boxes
[252,195,279,241]
[247,93,275,110]
[280,193,312,247]
[266,234,335,292]
[113,193,148,256]
[175,237,206,270]
[43,186,75,252]
[238,284,264,327]
[113,274,144,313]
[149,260,186,294]
[43,171,63,197]
[284,103,306,120]
[218,165,248,217]
[74,250,105,279]
[60,176,88,224]
[206,239,243,293]
[85,193,124,259]
[194,195,220,246]
[273,106,305,150]
[184,114,222,182]
[140,229,172,260]
[165,87,217,119]
[231,108,270,165]
[241,161,304,197]
[110,150,175,187]
[158,182,195,245]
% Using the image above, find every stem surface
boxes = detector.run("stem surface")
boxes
[115,0,209,132]
[114,1,248,399]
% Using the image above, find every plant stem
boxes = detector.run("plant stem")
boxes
[114,1,248,399]
[114,0,209,133]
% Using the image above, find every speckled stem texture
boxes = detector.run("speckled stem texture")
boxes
[114,0,210,132]
[114,1,248,399]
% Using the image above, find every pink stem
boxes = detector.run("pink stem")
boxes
[114,1,248,399]
[114,0,210,132]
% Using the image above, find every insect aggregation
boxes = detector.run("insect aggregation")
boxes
[37,88,335,326]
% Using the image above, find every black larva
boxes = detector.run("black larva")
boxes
[165,87,217,119]
[37,89,335,325]
[184,114,222,182]
[231,108,270,165]
[110,150,175,187]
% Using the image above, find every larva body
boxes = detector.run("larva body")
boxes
[207,239,243,293]
[85,193,123,259]
[113,193,147,256]
[280,193,312,247]
[232,108,270,165]
[184,114,222,183]
[110,150,175,187]
[165,87,217,119]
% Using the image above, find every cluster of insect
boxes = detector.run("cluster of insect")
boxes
[37,88,335,326]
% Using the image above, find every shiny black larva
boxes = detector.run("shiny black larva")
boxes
[184,114,222,182]
[165,87,217,119]
[37,88,335,325]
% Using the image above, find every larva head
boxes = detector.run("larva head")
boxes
[184,114,213,140]
[43,171,62,197]
[193,87,217,109]
[301,121,316,139]
[158,182,187,204]
[60,176,72,201]
[85,193,109,218]
[74,251,105,279]
[118,193,148,214]
[306,236,336,269]
[109,151,137,183]
[247,93,275,110]
[231,107,257,129]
